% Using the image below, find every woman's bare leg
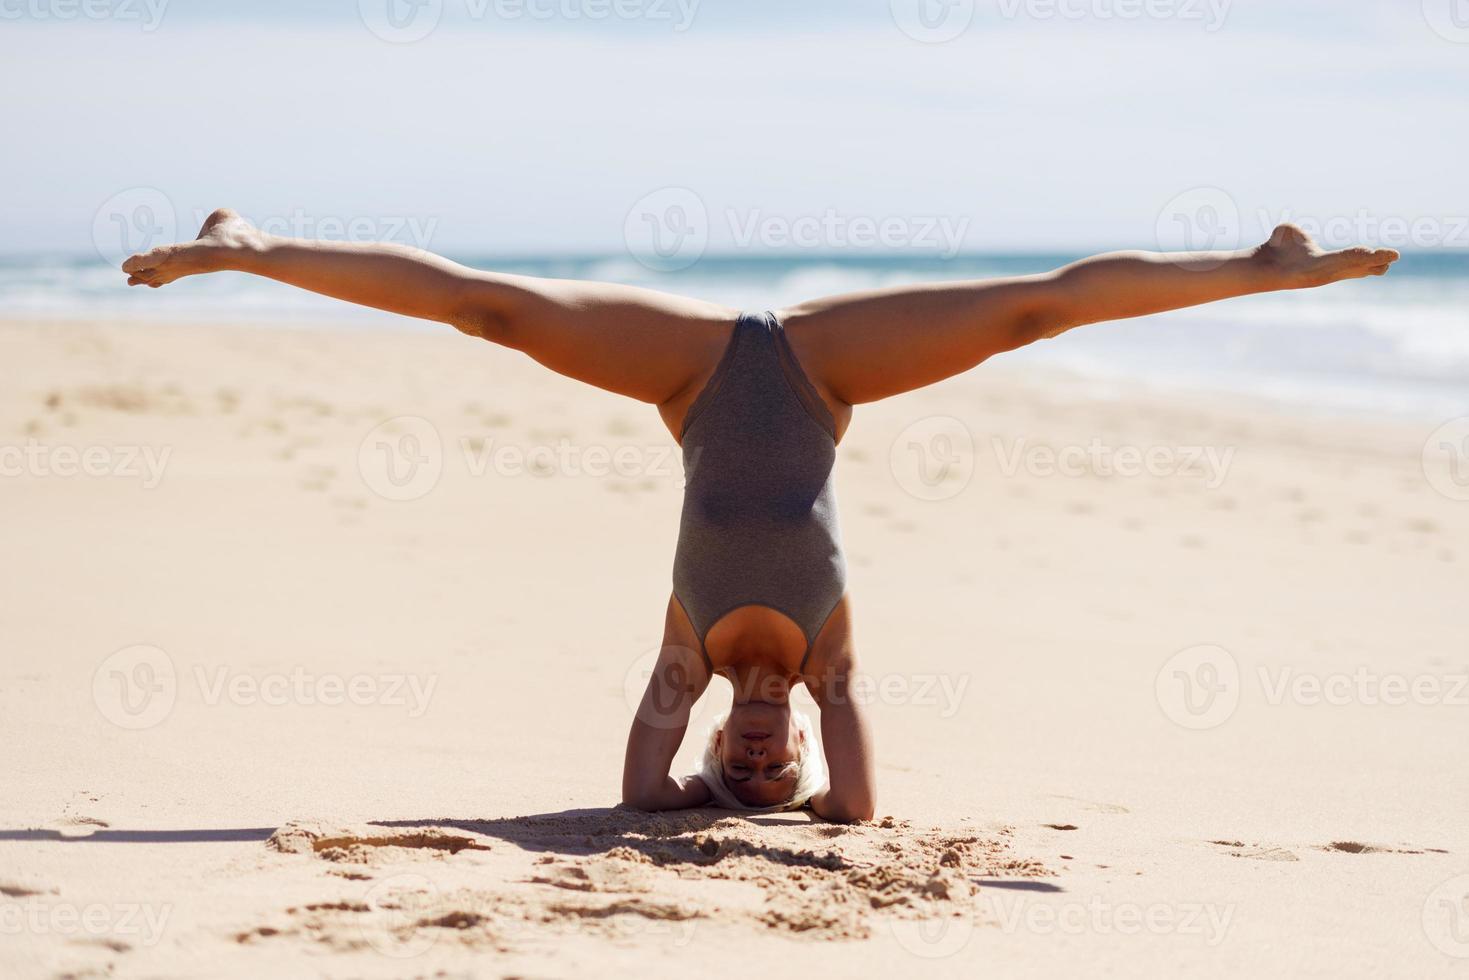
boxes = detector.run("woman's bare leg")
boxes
[122,209,736,433]
[781,223,1400,408]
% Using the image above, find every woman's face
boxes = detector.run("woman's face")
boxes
[716,701,803,808]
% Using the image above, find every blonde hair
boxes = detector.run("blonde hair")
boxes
[695,709,827,812]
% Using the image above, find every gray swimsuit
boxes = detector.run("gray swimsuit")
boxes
[672,311,846,663]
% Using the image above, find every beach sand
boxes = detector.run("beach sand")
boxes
[1,316,1465,978]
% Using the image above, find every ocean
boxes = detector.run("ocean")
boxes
[3,251,1466,422]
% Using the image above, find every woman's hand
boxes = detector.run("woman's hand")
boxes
[804,649,876,823]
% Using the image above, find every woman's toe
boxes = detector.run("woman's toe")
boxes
[122,247,165,276]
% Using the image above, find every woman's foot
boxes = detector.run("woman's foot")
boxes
[1255,222,1399,289]
[121,208,261,287]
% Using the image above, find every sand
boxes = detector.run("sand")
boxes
[1,315,1465,978]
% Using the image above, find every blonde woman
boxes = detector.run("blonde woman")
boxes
[124,210,1397,821]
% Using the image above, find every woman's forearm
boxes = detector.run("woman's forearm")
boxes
[1044,247,1271,335]
[1040,224,1397,339]
[622,774,711,812]
[233,234,496,327]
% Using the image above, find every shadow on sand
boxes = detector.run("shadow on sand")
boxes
[366,806,853,871]
[1,807,1063,890]
[0,827,278,843]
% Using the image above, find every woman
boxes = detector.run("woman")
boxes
[122,210,1397,822]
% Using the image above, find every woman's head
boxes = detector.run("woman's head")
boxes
[698,701,827,811]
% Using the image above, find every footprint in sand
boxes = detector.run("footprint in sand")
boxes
[1318,841,1443,856]
[297,464,337,492]
[528,861,653,893]
[267,824,493,873]
[55,816,110,839]
[1208,840,1299,862]
[69,383,195,415]
[0,879,58,897]
[68,936,132,953]
[1046,795,1130,815]
[246,417,288,438]
[1323,841,1388,854]
[528,426,575,443]
[56,792,111,837]
[273,395,333,420]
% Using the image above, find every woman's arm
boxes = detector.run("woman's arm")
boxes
[621,642,713,812]
[805,651,876,823]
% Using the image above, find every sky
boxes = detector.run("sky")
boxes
[2,0,1467,257]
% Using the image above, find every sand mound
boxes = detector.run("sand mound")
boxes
[245,809,1050,949]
